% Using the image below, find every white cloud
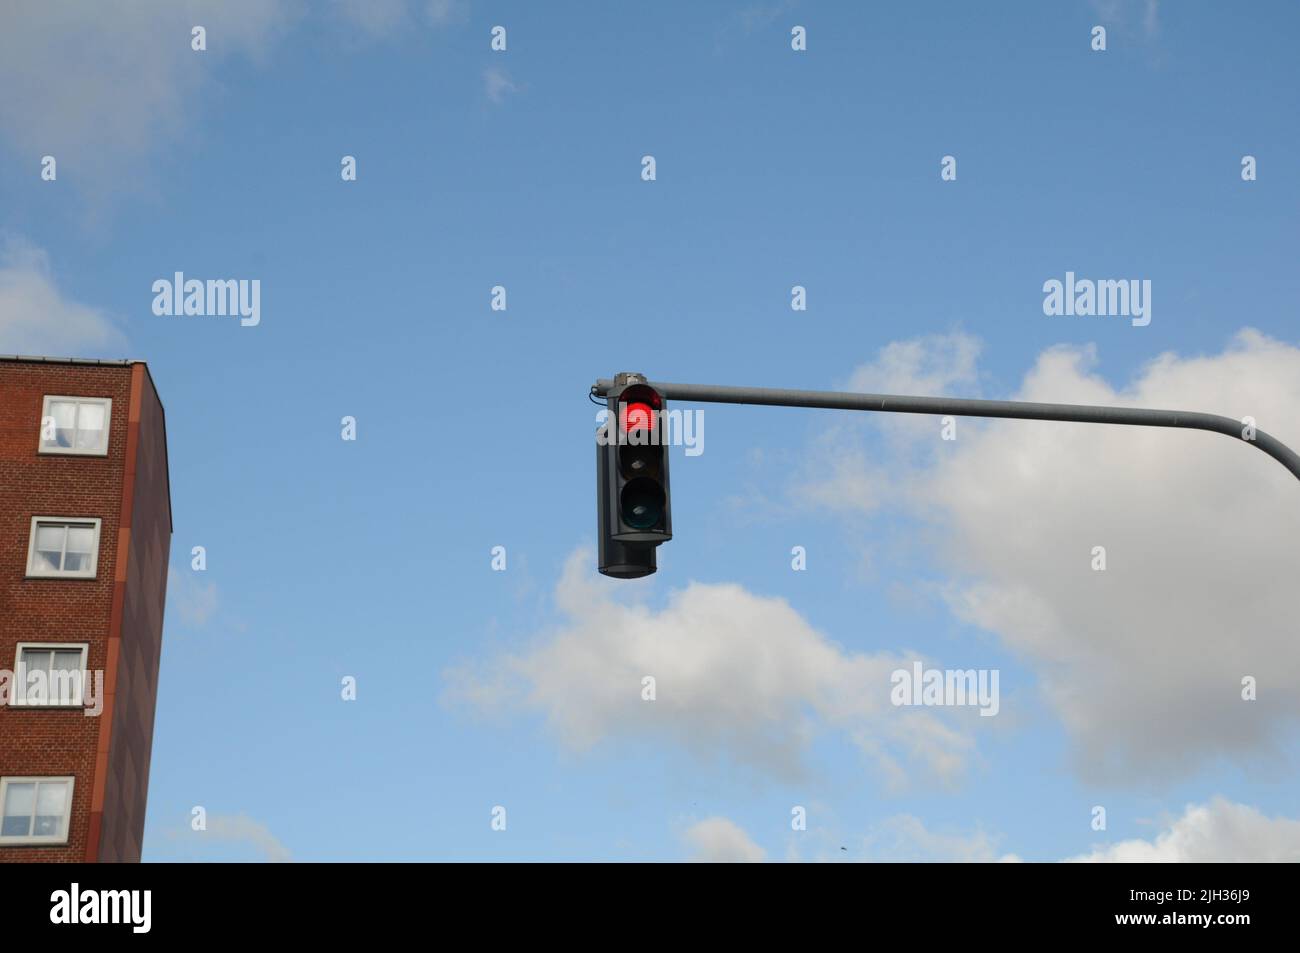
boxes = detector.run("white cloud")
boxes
[794,446,885,515]
[864,798,1300,862]
[737,2,800,34]
[1144,0,1160,37]
[447,550,976,785]
[797,330,1300,782]
[694,799,1299,863]
[333,0,409,37]
[484,67,519,104]
[863,814,1020,863]
[845,331,981,398]
[1066,799,1300,862]
[790,331,982,514]
[190,814,292,862]
[1090,0,1160,40]
[333,0,463,37]
[425,0,462,27]
[683,817,766,863]
[0,1,465,195]
[167,566,219,627]
[0,2,298,191]
[0,237,126,356]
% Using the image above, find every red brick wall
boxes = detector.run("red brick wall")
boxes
[0,362,133,862]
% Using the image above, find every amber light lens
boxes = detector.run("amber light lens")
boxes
[619,443,661,480]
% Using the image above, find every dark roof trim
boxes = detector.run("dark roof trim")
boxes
[0,355,139,366]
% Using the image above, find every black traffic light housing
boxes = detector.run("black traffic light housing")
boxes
[597,372,672,577]
[596,431,656,578]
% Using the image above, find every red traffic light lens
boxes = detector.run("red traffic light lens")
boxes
[621,401,655,432]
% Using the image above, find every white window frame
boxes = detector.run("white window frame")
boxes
[25,517,102,579]
[10,643,90,708]
[37,395,112,457]
[0,776,75,846]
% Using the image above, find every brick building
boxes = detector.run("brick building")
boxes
[0,356,171,862]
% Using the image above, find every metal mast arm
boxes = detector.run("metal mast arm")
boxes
[593,377,1300,482]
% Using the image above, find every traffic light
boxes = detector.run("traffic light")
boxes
[597,374,671,577]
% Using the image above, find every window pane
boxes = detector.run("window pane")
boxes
[75,402,106,450]
[45,400,76,448]
[66,526,94,555]
[63,526,95,571]
[34,525,66,571]
[52,651,83,704]
[0,815,31,837]
[19,649,52,703]
[34,782,68,837]
[2,783,35,837]
[52,650,82,675]
[20,648,53,678]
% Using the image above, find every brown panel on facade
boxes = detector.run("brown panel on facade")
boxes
[96,365,171,862]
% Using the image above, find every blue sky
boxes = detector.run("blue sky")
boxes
[1,1,1298,861]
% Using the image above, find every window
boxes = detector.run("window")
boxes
[38,396,111,456]
[0,777,74,845]
[25,517,102,579]
[10,644,89,707]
